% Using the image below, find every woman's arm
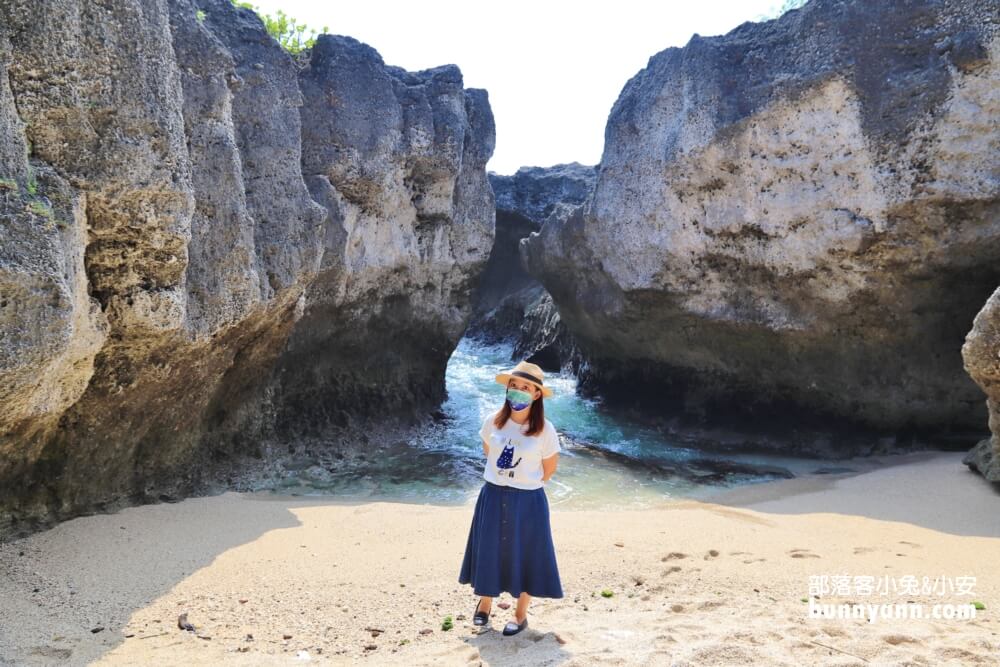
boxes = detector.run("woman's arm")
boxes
[482,437,490,458]
[541,452,558,482]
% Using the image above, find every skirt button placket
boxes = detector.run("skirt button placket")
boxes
[501,493,507,538]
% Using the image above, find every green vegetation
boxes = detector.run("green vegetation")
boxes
[25,166,37,195]
[27,200,52,219]
[441,614,453,631]
[26,198,65,230]
[600,589,614,598]
[229,1,329,54]
[195,9,206,22]
[972,600,986,610]
[0,177,16,191]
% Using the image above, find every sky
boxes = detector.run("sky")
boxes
[248,0,790,175]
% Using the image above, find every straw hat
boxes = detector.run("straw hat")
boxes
[495,360,553,398]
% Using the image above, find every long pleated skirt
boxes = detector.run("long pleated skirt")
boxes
[458,480,564,599]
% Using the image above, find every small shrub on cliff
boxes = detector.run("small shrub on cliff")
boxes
[229,1,328,54]
[25,167,37,196]
[26,199,64,230]
[26,199,52,219]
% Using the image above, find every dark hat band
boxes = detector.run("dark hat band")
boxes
[511,370,543,386]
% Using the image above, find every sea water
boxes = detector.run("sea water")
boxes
[262,336,830,508]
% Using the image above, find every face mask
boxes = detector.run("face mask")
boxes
[506,387,534,411]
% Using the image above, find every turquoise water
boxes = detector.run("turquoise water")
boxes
[266,337,826,508]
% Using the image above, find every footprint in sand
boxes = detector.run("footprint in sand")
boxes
[882,634,920,645]
[742,557,766,564]
[818,626,849,638]
[669,603,686,613]
[28,647,72,660]
[788,548,820,559]
[853,546,878,555]
[661,552,688,562]
[898,540,921,548]
[703,549,720,561]
[698,600,725,611]
[662,565,683,576]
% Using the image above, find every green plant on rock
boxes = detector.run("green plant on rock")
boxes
[441,614,453,631]
[0,177,16,191]
[195,9,206,22]
[27,200,53,219]
[26,199,65,230]
[229,0,329,54]
[25,164,38,196]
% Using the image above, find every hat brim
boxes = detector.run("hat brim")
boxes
[495,373,553,397]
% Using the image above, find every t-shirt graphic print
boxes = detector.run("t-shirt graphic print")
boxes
[480,410,561,490]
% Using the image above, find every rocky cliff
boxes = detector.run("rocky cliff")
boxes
[466,163,593,369]
[522,0,1000,447]
[962,288,1000,482]
[0,0,495,537]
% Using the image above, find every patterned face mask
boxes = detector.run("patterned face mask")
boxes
[506,387,534,411]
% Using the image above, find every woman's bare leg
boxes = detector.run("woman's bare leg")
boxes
[477,595,492,615]
[514,592,530,622]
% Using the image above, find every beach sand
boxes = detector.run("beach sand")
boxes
[1,451,998,666]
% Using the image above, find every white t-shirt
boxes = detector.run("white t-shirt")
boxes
[480,410,561,490]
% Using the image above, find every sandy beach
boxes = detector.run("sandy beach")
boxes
[1,451,997,666]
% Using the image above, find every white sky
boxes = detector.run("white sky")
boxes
[248,1,788,175]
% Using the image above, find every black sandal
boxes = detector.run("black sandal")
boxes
[502,614,528,636]
[473,599,491,626]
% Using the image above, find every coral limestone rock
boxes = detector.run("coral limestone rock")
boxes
[522,0,1000,436]
[0,0,494,536]
[962,288,1000,482]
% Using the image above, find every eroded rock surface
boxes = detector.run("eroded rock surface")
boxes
[467,163,593,368]
[0,0,494,536]
[962,288,1000,482]
[522,0,1000,441]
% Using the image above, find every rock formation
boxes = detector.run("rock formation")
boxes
[522,0,1000,444]
[468,163,594,369]
[962,288,1000,482]
[0,0,494,537]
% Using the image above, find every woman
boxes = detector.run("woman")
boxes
[458,360,563,636]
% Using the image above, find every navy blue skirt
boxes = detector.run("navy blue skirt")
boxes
[458,480,563,599]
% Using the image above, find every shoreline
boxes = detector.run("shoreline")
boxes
[0,450,997,665]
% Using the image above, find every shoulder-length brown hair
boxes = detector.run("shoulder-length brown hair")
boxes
[493,387,545,437]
